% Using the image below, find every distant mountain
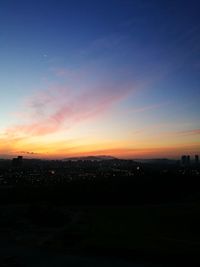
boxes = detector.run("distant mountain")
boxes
[63,155,118,161]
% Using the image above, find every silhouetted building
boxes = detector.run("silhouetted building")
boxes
[195,155,199,165]
[181,155,186,166]
[187,155,190,165]
[181,155,190,167]
[12,156,23,168]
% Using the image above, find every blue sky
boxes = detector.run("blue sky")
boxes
[0,0,200,158]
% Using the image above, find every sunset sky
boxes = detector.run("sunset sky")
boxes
[0,0,200,159]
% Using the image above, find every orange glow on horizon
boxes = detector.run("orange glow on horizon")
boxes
[1,137,199,160]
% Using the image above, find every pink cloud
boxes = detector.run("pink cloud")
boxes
[6,81,133,137]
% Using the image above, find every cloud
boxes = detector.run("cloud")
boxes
[176,129,200,136]
[5,79,133,138]
[19,151,39,155]
[128,102,169,114]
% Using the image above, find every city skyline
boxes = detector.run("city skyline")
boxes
[0,0,200,159]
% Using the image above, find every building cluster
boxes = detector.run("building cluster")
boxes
[181,154,199,167]
[0,154,199,187]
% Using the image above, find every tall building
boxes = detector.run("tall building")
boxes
[12,156,23,168]
[181,155,190,167]
[187,155,190,166]
[181,155,187,166]
[195,155,199,165]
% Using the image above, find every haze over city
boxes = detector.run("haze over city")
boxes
[0,0,200,159]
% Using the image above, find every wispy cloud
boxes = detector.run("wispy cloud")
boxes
[176,129,200,136]
[19,151,39,155]
[5,80,133,138]
[128,102,169,114]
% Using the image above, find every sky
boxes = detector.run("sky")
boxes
[0,0,200,159]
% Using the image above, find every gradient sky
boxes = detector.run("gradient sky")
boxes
[0,0,200,159]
